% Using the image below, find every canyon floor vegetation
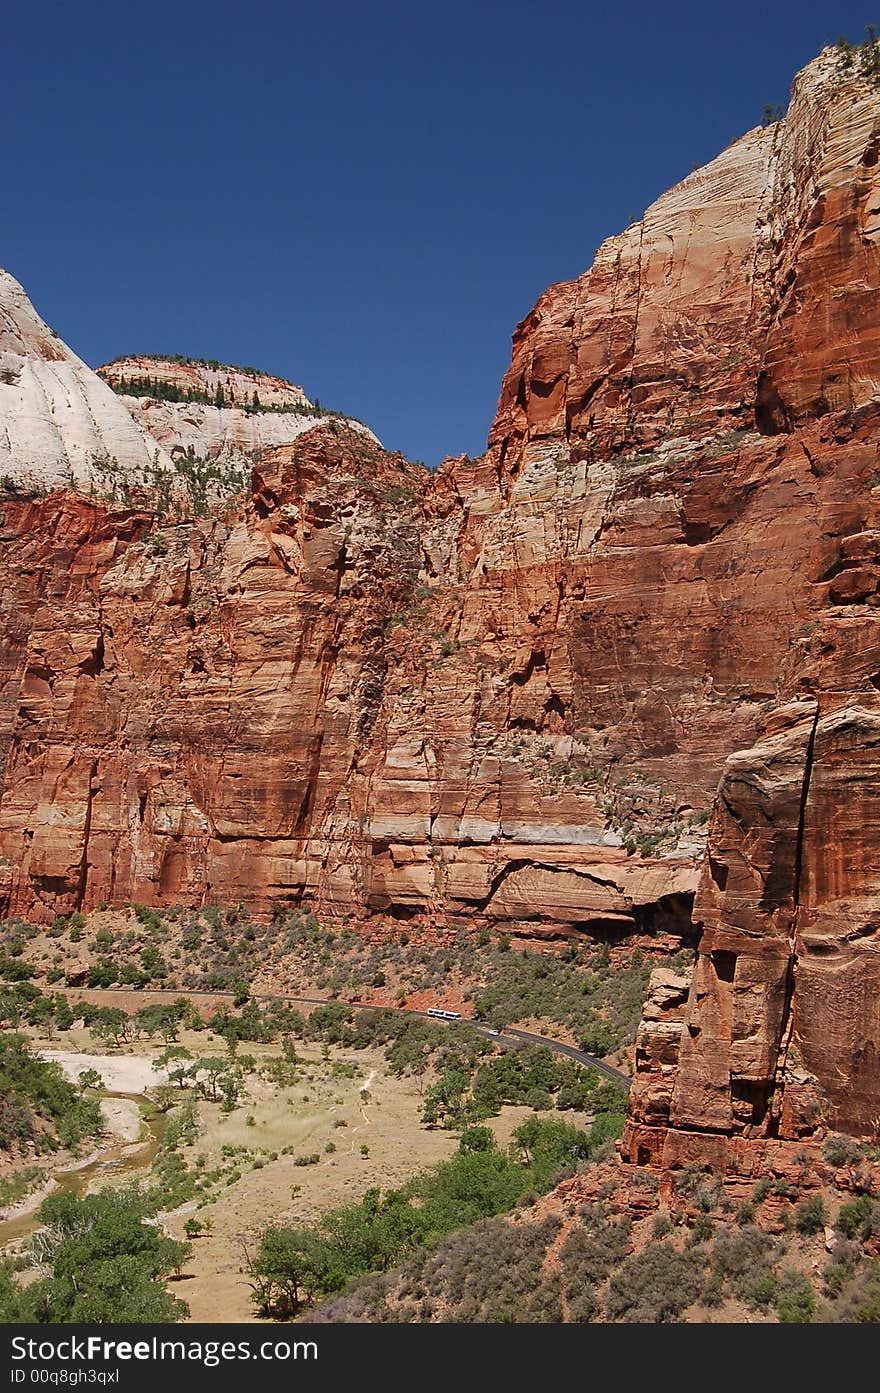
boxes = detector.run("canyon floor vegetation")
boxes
[0,915,627,1323]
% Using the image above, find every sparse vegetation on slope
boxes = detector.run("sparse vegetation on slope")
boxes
[311,1165,880,1324]
[0,1033,101,1159]
[87,446,249,519]
[4,906,672,1063]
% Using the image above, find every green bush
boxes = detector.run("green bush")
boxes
[0,1034,101,1155]
[794,1194,828,1236]
[837,1195,876,1240]
[3,1191,189,1322]
[776,1271,815,1323]
[823,1135,863,1168]
[709,1226,776,1306]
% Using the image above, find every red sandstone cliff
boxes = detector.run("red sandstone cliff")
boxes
[2,48,880,1146]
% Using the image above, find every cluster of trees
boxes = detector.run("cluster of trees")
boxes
[471,942,650,1056]
[836,28,880,82]
[421,1045,627,1132]
[1,980,211,1053]
[1,979,58,1033]
[104,352,278,378]
[100,362,363,422]
[151,1046,249,1113]
[103,373,289,414]
[0,1191,189,1323]
[82,997,202,1048]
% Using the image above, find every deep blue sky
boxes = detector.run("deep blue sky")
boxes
[4,2,874,465]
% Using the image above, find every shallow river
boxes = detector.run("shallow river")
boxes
[0,1097,167,1249]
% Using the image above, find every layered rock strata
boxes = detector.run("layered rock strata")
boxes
[98,355,378,468]
[0,272,172,490]
[1,50,880,1149]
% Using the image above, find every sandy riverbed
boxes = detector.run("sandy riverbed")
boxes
[38,1050,168,1094]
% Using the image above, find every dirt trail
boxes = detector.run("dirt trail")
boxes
[349,1069,377,1152]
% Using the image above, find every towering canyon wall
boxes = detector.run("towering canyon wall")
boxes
[2,49,880,1145]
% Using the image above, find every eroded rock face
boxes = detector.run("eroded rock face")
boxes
[2,49,880,1148]
[0,423,702,937]
[0,429,423,918]
[623,683,880,1153]
[0,272,173,490]
[489,50,880,472]
[98,355,380,467]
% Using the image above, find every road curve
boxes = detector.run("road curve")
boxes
[73,983,630,1089]
[256,994,630,1087]
[498,1026,630,1085]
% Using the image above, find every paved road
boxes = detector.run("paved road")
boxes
[499,1026,630,1085]
[82,983,630,1089]
[256,995,630,1087]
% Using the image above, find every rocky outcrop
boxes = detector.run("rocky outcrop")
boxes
[489,49,880,473]
[624,658,880,1155]
[2,48,880,1152]
[623,967,692,1160]
[0,272,173,491]
[100,355,312,412]
[98,355,378,468]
